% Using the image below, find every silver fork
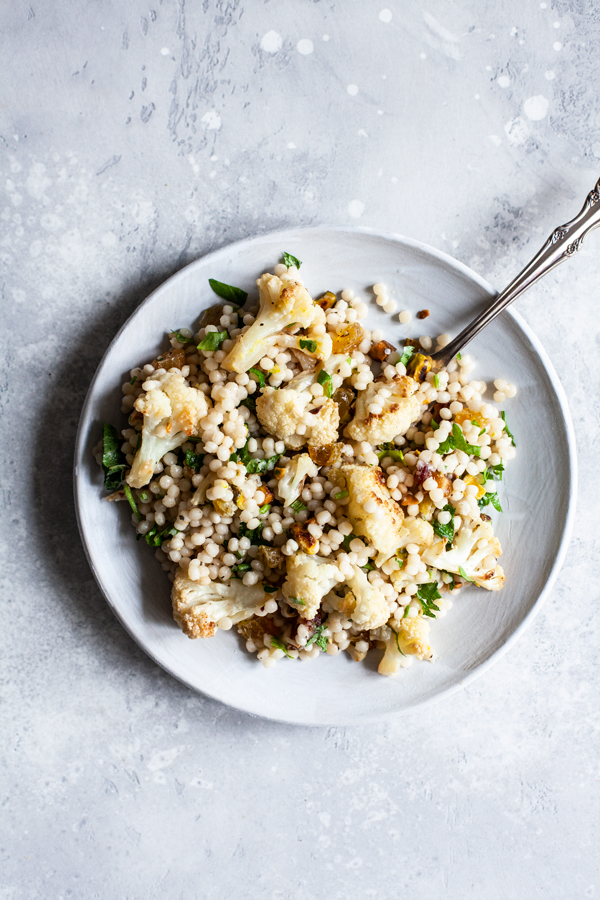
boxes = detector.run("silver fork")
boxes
[430,176,600,369]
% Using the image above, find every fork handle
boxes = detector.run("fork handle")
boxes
[431,176,600,367]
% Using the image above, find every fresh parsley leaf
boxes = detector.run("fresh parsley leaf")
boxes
[129,375,137,385]
[430,419,440,431]
[399,345,415,367]
[442,570,456,590]
[170,329,190,344]
[478,491,503,513]
[317,368,333,398]
[184,448,204,471]
[489,461,504,481]
[456,352,462,360]
[432,503,456,549]
[392,629,407,656]
[232,562,252,578]
[299,338,317,353]
[144,522,178,547]
[290,499,307,513]
[459,566,475,583]
[402,604,410,619]
[501,411,516,446]
[334,490,349,500]
[282,252,302,269]
[262,584,278,593]
[361,561,375,572]
[306,624,328,651]
[259,503,271,515]
[123,483,142,521]
[245,453,282,475]
[270,635,294,658]
[249,367,266,388]
[433,373,440,388]
[137,490,150,502]
[341,533,359,552]
[451,422,481,457]
[288,596,306,606]
[377,442,404,463]
[239,395,256,414]
[101,423,127,491]
[396,554,405,569]
[208,278,248,306]
[197,329,229,352]
[416,581,442,618]
[237,521,268,546]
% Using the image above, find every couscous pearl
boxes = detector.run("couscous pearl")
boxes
[399,310,412,324]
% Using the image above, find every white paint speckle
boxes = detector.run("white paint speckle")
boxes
[540,2,547,7]
[297,39,314,55]
[347,84,359,96]
[358,129,368,137]
[592,143,600,159]
[420,52,427,59]
[497,75,510,88]
[474,93,480,100]
[322,34,329,42]
[553,41,562,50]
[201,110,222,131]
[545,70,555,80]
[485,65,492,71]
[379,9,393,23]
[523,95,549,120]
[377,109,384,115]
[504,116,529,145]
[348,200,365,218]
[489,134,502,146]
[260,31,282,53]
[160,47,170,56]
[287,142,296,149]
[553,20,560,28]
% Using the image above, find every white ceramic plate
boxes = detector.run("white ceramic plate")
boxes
[74,226,577,725]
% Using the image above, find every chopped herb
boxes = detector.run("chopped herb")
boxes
[479,427,486,436]
[239,395,256,414]
[341,533,359,552]
[396,554,405,569]
[271,636,294,658]
[138,490,150,502]
[334,490,349,500]
[402,604,410,619]
[259,503,271,515]
[197,329,229,352]
[501,411,516,446]
[457,352,462,360]
[184,448,204,471]
[361,561,375,572]
[232,562,252,578]
[290,499,307,513]
[208,278,248,306]
[489,460,505,481]
[416,581,442,618]
[399,345,415,367]
[299,338,317,353]
[306,624,328,651]
[442,570,456,590]
[433,373,440,389]
[245,453,282,475]
[437,423,481,457]
[430,419,440,431]
[392,629,407,656]
[123,483,142,521]
[237,521,268,546]
[317,368,333,398]
[129,375,137,385]
[249,367,266,388]
[282,251,302,270]
[288,596,306,606]
[101,423,127,491]
[432,502,456,549]
[144,522,178,547]
[170,329,190,344]
[478,491,503,513]
[377,441,404,463]
[459,566,475,583]
[262,584,278,593]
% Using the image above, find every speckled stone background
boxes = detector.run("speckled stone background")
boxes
[2,2,600,897]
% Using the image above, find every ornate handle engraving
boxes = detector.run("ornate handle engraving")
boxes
[433,176,600,367]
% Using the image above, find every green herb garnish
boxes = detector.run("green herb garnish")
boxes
[392,629,407,656]
[259,503,271,515]
[232,562,252,578]
[101,423,127,491]
[197,329,229,352]
[290,499,307,513]
[208,278,248,306]
[245,453,282,475]
[501,411,516,446]
[433,373,440,388]
[489,461,505,481]
[334,490,349,500]
[249,367,266,388]
[478,491,503,513]
[282,251,302,269]
[456,352,462,360]
[437,423,481,457]
[377,441,404,463]
[129,375,137,385]
[138,490,150,502]
[184,448,204,471]
[442,570,456,590]
[317,368,333,398]
[239,395,256,414]
[144,522,178,547]
[416,581,442,618]
[361,561,375,572]
[299,338,317,353]
[288,596,306,606]
[399,345,415,367]
[432,502,456,550]
[123,483,142,521]
[270,635,294,658]
[430,419,439,431]
[306,624,328,651]
[262,584,278,593]
[170,329,190,344]
[459,566,475,583]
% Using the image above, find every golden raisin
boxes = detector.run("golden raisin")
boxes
[331,322,365,354]
[308,442,342,467]
[454,408,490,429]
[332,386,355,427]
[199,303,226,328]
[151,347,186,371]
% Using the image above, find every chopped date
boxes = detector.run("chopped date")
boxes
[416,309,430,319]
[369,340,397,362]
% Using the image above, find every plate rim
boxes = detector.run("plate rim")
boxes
[73,224,578,725]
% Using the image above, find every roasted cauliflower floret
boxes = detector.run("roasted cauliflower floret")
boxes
[171,571,267,638]
[275,453,319,507]
[338,463,407,564]
[256,389,340,450]
[378,616,432,675]
[282,553,341,619]
[345,374,423,444]
[422,521,504,590]
[127,371,209,489]
[222,273,319,373]
[332,564,389,631]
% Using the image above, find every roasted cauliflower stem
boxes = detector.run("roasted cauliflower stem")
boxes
[338,463,406,564]
[282,553,341,619]
[275,453,319,507]
[171,572,267,638]
[378,616,432,676]
[422,521,505,590]
[346,374,423,444]
[127,371,210,489]
[333,564,389,631]
[222,273,319,373]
